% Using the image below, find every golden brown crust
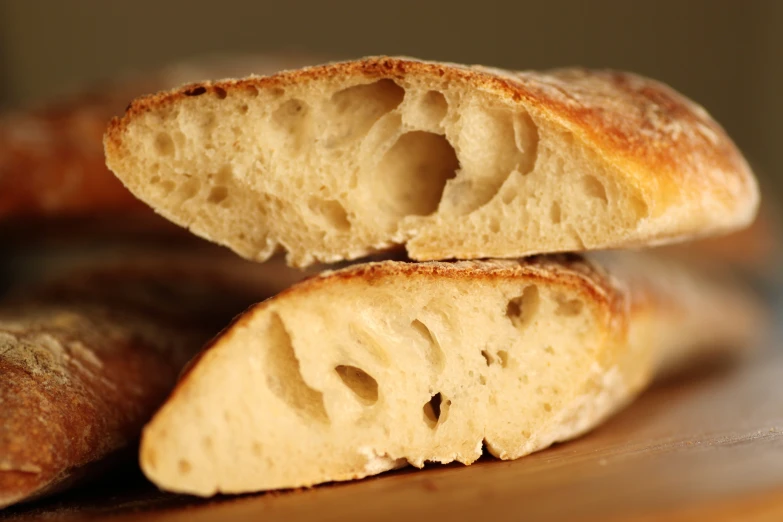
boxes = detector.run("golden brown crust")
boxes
[509,67,756,216]
[0,321,175,508]
[0,260,287,509]
[106,56,758,245]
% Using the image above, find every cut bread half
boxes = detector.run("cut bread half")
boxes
[105,57,759,267]
[139,254,762,496]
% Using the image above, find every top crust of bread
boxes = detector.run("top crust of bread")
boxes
[113,57,755,202]
[105,57,759,266]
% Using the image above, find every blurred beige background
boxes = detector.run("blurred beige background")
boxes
[0,0,780,199]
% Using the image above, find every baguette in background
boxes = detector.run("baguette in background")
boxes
[0,253,308,509]
[0,53,319,235]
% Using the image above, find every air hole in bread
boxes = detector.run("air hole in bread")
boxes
[550,201,562,224]
[211,164,233,185]
[582,175,608,204]
[274,98,306,118]
[410,319,445,372]
[207,186,229,205]
[500,186,516,205]
[374,131,459,217]
[545,346,555,355]
[150,175,161,185]
[252,441,263,457]
[154,133,175,156]
[630,192,650,220]
[184,85,206,96]
[325,79,405,148]
[308,198,351,231]
[543,403,552,412]
[488,216,500,234]
[178,459,192,474]
[239,104,249,114]
[440,109,537,215]
[272,99,310,138]
[332,79,404,115]
[335,365,379,405]
[202,436,213,450]
[213,86,227,99]
[420,90,448,125]
[246,85,260,97]
[506,285,540,329]
[159,180,176,196]
[177,178,201,203]
[423,392,449,429]
[265,313,329,424]
[513,110,539,167]
[202,112,217,134]
[481,349,509,368]
[554,294,584,316]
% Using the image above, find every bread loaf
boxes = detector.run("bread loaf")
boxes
[0,256,306,509]
[105,57,759,267]
[139,253,762,496]
[0,54,317,230]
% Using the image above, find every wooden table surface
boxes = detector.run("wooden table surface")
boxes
[3,347,783,522]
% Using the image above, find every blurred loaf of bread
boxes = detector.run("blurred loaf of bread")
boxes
[0,53,320,238]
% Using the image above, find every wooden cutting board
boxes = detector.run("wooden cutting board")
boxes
[3,349,783,522]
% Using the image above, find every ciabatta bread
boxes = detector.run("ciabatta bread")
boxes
[0,255,306,509]
[105,57,759,267]
[139,254,761,496]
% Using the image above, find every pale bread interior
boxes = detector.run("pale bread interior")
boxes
[108,75,650,267]
[140,260,640,496]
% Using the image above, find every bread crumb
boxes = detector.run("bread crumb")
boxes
[358,447,408,475]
